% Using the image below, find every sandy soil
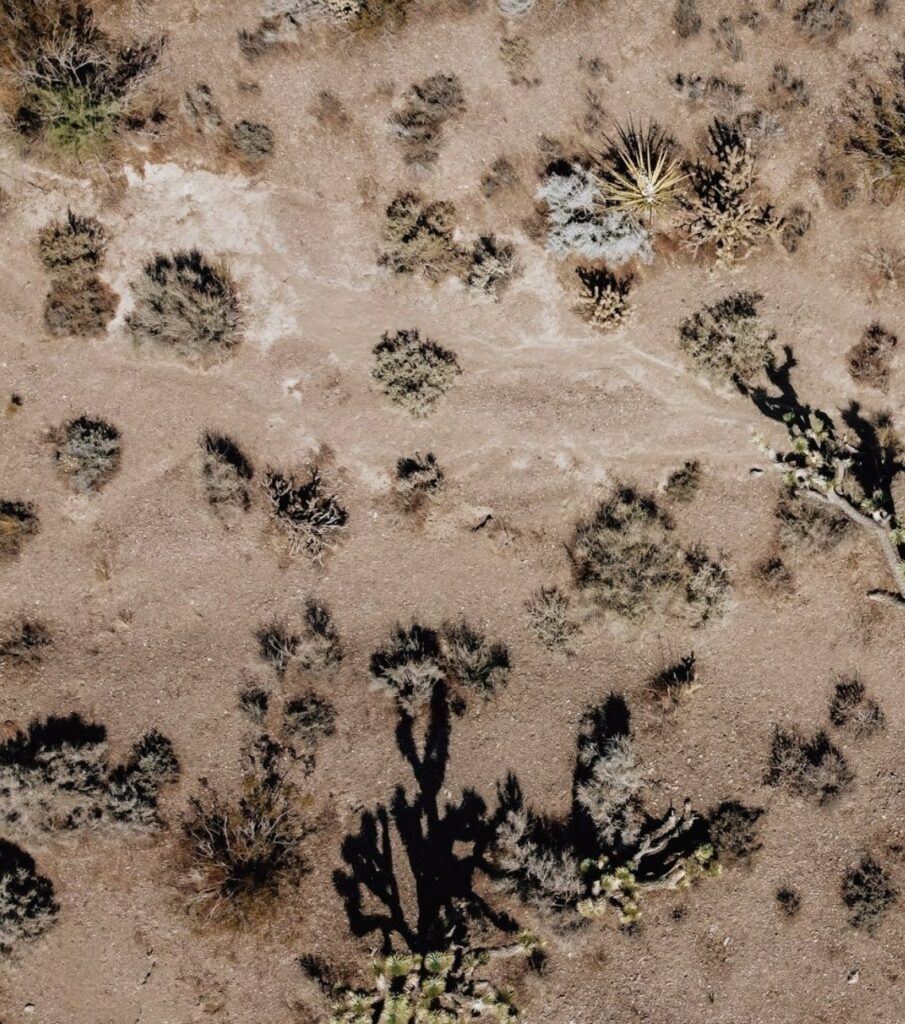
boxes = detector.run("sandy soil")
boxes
[1,1,904,1022]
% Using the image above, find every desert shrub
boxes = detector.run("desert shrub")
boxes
[239,686,269,722]
[707,800,763,862]
[372,328,461,415]
[769,62,810,109]
[464,235,518,297]
[0,839,58,955]
[775,489,851,552]
[201,432,254,512]
[264,468,348,559]
[664,459,702,502]
[180,740,308,923]
[395,451,443,511]
[752,552,794,592]
[389,73,465,167]
[537,163,652,265]
[568,484,728,623]
[775,885,801,916]
[764,726,852,803]
[0,0,163,157]
[525,585,579,652]
[828,678,885,736]
[673,0,702,37]
[575,266,632,331]
[256,602,341,676]
[647,652,698,706]
[127,251,242,366]
[482,156,519,198]
[780,205,811,253]
[379,192,466,280]
[678,292,775,387]
[309,89,350,130]
[0,620,52,666]
[52,416,121,492]
[228,119,274,163]
[441,621,510,697]
[256,622,298,675]
[841,855,897,929]
[847,322,897,390]
[283,692,336,743]
[499,0,537,16]
[499,35,539,87]
[37,210,116,336]
[711,16,743,61]
[793,0,852,38]
[680,119,781,262]
[369,624,446,714]
[839,53,905,194]
[672,73,745,112]
[0,713,178,834]
[0,500,39,558]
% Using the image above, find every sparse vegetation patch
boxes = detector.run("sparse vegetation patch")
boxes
[201,432,254,512]
[0,500,39,559]
[52,416,121,492]
[0,839,58,956]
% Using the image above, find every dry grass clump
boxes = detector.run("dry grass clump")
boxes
[127,251,242,366]
[369,620,510,713]
[0,620,52,666]
[751,552,794,593]
[482,156,519,198]
[678,292,775,387]
[0,0,162,158]
[256,602,342,676]
[680,119,781,262]
[0,500,39,559]
[569,484,728,623]
[464,235,519,297]
[841,855,897,930]
[839,53,905,196]
[828,678,885,737]
[372,329,461,415]
[663,459,702,502]
[525,585,579,652]
[227,119,274,164]
[775,489,851,552]
[764,726,852,803]
[395,451,443,511]
[37,210,117,336]
[647,652,699,707]
[201,432,254,512]
[264,469,348,559]
[180,742,309,924]
[769,62,810,110]
[0,839,58,955]
[0,713,179,834]
[847,322,897,390]
[673,0,702,38]
[389,73,465,167]
[575,266,632,332]
[283,692,336,744]
[793,0,852,39]
[52,415,121,492]
[379,192,466,280]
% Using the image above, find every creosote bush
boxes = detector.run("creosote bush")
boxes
[264,468,348,559]
[841,855,897,930]
[764,725,852,803]
[847,323,897,390]
[569,484,728,623]
[0,0,163,157]
[379,192,465,280]
[678,292,775,387]
[575,266,632,332]
[0,500,39,559]
[52,416,121,492]
[201,432,254,512]
[0,839,58,955]
[127,251,242,366]
[372,329,461,416]
[180,740,309,923]
[389,72,465,167]
[0,620,52,666]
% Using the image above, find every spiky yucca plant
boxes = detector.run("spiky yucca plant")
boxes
[596,122,686,222]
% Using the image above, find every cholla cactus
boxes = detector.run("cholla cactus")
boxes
[329,940,536,1024]
[574,266,633,331]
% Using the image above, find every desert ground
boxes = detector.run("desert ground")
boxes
[1,1,904,1022]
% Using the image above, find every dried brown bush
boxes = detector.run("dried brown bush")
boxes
[847,322,897,390]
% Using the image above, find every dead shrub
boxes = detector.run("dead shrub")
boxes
[663,459,702,502]
[707,800,763,862]
[0,500,39,559]
[847,322,897,390]
[372,328,461,416]
[201,432,254,512]
[389,73,465,167]
[575,267,632,332]
[793,0,853,39]
[673,0,702,38]
[525,585,579,652]
[441,621,510,698]
[0,620,52,666]
[256,602,341,676]
[395,451,443,511]
[283,692,336,744]
[711,16,743,61]
[569,484,729,623]
[779,205,811,253]
[751,552,794,593]
[482,156,519,198]
[764,725,852,802]
[647,652,698,707]
[378,192,466,280]
[841,855,897,929]
[0,839,58,955]
[38,209,106,269]
[775,489,851,552]
[464,235,519,297]
[828,678,885,736]
[678,292,775,387]
[264,469,348,559]
[769,62,810,110]
[127,251,242,366]
[52,416,121,492]
[839,53,905,195]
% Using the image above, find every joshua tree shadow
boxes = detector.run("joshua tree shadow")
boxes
[334,684,518,954]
